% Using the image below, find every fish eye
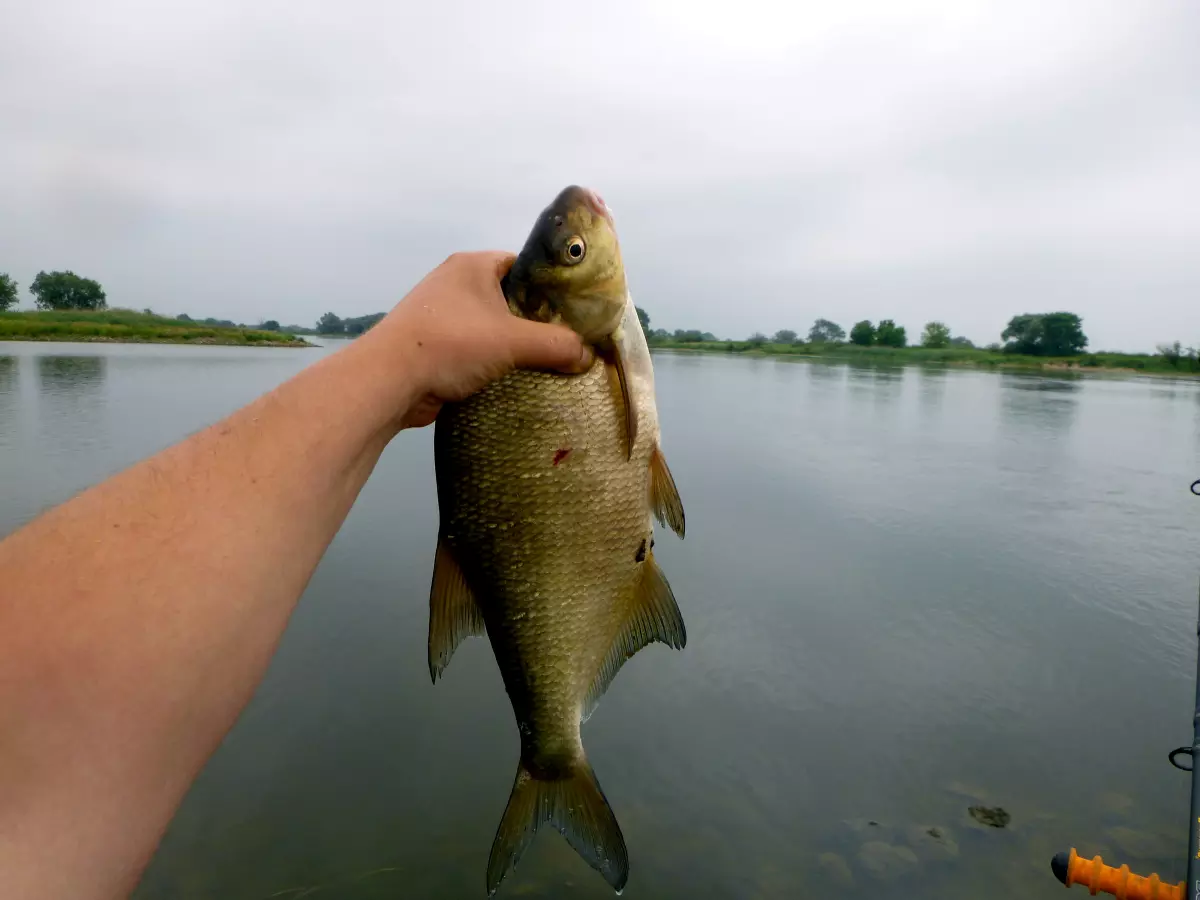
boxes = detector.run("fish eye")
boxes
[565,236,586,264]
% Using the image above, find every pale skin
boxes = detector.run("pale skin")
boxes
[0,251,593,900]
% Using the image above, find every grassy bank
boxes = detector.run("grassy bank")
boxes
[646,338,1200,377]
[0,310,312,347]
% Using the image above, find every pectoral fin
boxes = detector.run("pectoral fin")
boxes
[600,326,638,460]
[582,552,685,722]
[649,445,685,538]
[427,536,485,682]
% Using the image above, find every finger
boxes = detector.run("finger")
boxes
[478,251,517,304]
[506,318,594,375]
[457,250,515,282]
[488,251,517,279]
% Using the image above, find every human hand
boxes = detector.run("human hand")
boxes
[365,251,594,430]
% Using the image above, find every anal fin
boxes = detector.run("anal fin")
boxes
[582,553,685,722]
[649,445,685,538]
[427,536,485,682]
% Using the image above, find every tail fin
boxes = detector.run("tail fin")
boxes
[486,757,628,896]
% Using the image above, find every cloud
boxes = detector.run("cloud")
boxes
[1,0,1196,350]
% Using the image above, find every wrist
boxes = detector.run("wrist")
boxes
[340,318,429,437]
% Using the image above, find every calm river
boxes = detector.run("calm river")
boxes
[2,340,1199,899]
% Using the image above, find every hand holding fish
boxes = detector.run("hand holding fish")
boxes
[370,250,595,429]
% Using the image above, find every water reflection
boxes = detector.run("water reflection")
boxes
[0,355,15,393]
[35,355,109,462]
[37,355,108,393]
[846,363,904,408]
[916,367,947,418]
[998,373,1081,437]
[807,360,846,384]
[0,357,17,448]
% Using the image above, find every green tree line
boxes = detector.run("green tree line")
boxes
[0,270,108,312]
[636,307,1097,355]
[634,307,1200,372]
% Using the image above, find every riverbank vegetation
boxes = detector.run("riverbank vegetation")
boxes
[0,269,318,342]
[0,310,311,346]
[638,309,1200,376]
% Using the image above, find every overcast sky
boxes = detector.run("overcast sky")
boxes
[2,0,1197,351]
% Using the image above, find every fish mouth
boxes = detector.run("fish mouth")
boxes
[579,187,613,224]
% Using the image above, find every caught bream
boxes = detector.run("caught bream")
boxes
[428,185,687,895]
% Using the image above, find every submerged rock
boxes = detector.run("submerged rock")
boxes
[968,805,1011,828]
[857,841,919,881]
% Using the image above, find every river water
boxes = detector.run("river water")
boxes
[1,339,1199,899]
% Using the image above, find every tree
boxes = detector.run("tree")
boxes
[849,320,875,346]
[1001,312,1087,356]
[636,306,650,333]
[772,329,798,344]
[921,321,951,349]
[341,313,385,336]
[875,320,907,348]
[0,273,17,311]
[1039,312,1088,356]
[260,320,280,331]
[949,335,975,349]
[672,329,711,343]
[747,332,767,348]
[317,312,344,334]
[176,313,193,322]
[30,270,107,310]
[808,318,845,343]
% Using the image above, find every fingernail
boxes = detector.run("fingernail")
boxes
[576,344,594,371]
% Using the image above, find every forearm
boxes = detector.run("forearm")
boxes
[0,332,413,899]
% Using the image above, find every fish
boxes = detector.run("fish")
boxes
[427,184,687,896]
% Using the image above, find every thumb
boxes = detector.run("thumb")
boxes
[506,317,594,374]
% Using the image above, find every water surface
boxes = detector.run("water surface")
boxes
[2,340,1199,899]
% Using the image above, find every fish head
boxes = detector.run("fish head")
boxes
[505,185,627,343]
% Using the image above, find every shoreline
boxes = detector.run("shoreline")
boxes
[648,345,1200,380]
[0,334,313,348]
[0,310,315,348]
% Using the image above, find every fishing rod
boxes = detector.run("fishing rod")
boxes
[1049,479,1200,899]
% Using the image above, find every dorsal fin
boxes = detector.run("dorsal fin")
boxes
[582,552,685,722]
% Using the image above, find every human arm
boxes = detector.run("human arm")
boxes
[0,252,591,900]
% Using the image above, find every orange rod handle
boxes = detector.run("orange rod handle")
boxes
[1058,848,1183,900]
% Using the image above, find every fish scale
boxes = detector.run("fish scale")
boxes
[438,359,649,737]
